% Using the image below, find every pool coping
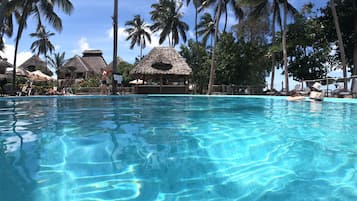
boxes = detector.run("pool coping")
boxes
[2,94,357,104]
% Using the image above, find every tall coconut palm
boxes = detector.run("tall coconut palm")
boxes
[202,0,244,94]
[125,15,151,59]
[150,0,189,47]
[10,0,73,93]
[247,0,297,92]
[197,12,215,48]
[330,0,348,89]
[353,0,357,90]
[281,0,298,92]
[30,26,55,58]
[247,0,281,91]
[186,0,203,43]
[201,0,223,94]
[222,0,244,33]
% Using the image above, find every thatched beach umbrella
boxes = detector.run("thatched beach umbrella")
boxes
[130,47,191,78]
[130,47,192,94]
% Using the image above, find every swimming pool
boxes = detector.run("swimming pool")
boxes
[0,95,356,201]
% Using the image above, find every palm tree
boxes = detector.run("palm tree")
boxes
[47,52,66,76]
[125,15,151,59]
[281,0,298,92]
[0,0,14,51]
[150,0,189,47]
[112,0,118,95]
[247,0,297,92]
[197,12,215,48]
[247,0,281,91]
[222,0,244,33]
[10,0,73,93]
[186,0,203,43]
[201,0,244,94]
[201,0,223,94]
[30,26,55,57]
[330,0,348,89]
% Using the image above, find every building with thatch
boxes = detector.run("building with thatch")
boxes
[130,47,192,94]
[57,50,107,87]
[19,55,52,76]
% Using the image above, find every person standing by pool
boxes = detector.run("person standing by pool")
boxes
[100,68,109,95]
[309,82,324,101]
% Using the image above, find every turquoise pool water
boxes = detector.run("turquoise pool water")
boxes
[0,95,356,201]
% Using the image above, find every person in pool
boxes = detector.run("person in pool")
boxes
[309,82,324,101]
[287,90,306,101]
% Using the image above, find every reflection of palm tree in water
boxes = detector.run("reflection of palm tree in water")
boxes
[0,101,37,201]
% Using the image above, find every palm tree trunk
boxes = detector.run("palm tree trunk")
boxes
[12,2,31,94]
[140,42,143,59]
[282,0,289,93]
[207,3,222,95]
[270,7,277,91]
[223,8,228,33]
[195,6,198,43]
[352,0,357,91]
[112,0,118,95]
[330,0,348,90]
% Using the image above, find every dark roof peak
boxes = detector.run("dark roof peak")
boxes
[82,50,103,57]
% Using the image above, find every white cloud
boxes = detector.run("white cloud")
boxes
[0,42,32,66]
[71,37,91,55]
[79,37,90,51]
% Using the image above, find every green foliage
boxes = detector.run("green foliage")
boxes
[180,40,210,94]
[286,7,330,81]
[78,77,100,87]
[215,33,269,86]
[116,61,134,85]
[319,0,356,67]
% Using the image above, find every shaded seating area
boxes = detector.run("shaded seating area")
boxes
[300,75,357,98]
[130,47,192,94]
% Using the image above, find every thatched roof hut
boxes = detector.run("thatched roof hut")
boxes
[130,47,191,77]
[18,55,52,76]
[57,50,107,81]
[130,47,192,94]
[62,55,89,73]
[81,50,107,74]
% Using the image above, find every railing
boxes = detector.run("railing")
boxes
[210,85,265,95]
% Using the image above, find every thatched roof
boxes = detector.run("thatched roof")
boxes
[81,50,107,74]
[130,47,192,76]
[61,55,89,73]
[18,55,53,76]
[58,50,107,76]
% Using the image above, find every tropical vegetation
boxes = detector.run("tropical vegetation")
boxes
[2,0,357,95]
[0,0,73,93]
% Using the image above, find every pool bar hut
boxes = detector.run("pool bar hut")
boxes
[130,47,192,94]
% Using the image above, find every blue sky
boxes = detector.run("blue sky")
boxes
[1,0,330,88]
